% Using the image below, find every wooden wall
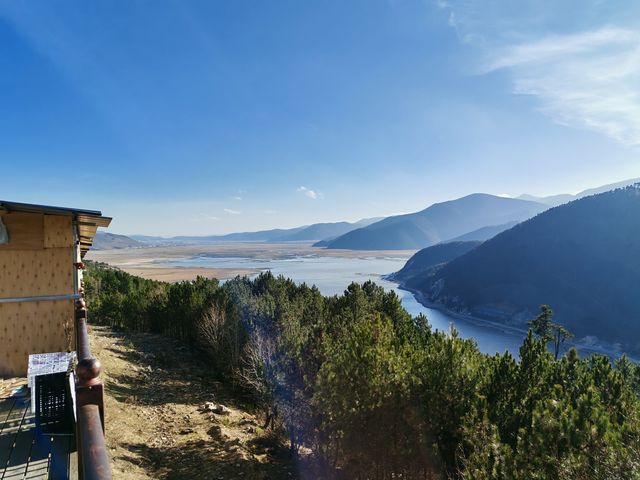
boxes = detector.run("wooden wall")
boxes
[0,300,74,376]
[0,249,74,298]
[0,212,75,376]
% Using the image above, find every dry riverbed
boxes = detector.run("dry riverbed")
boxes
[86,243,415,282]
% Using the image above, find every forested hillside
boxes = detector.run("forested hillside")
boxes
[85,262,640,479]
[390,241,481,284]
[445,221,518,242]
[407,185,640,352]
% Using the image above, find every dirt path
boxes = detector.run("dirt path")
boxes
[90,326,295,479]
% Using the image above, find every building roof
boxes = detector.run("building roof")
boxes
[0,200,112,256]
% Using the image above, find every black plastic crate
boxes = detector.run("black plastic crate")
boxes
[35,372,74,435]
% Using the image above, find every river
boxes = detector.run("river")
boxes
[159,252,528,356]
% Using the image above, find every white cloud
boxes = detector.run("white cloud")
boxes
[296,186,323,200]
[483,27,640,145]
[434,0,640,146]
[191,213,219,222]
[223,208,241,215]
[232,196,242,201]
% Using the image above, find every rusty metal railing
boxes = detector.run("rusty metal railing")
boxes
[74,290,112,479]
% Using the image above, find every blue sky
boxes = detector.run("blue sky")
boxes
[1,0,638,235]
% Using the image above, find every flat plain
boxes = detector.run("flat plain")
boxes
[86,242,416,282]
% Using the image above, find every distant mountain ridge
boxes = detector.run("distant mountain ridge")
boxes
[322,194,547,250]
[518,177,640,206]
[444,221,519,243]
[402,184,640,352]
[129,218,381,245]
[93,232,142,250]
[120,178,639,251]
[272,218,381,242]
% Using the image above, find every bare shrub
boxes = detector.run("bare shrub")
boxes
[197,303,243,376]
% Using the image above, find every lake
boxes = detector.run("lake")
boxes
[159,252,528,355]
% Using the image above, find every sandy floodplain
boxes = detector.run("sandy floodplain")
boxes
[85,243,417,282]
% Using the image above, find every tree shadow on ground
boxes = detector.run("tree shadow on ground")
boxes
[92,326,304,478]
[124,427,296,480]
[95,327,250,411]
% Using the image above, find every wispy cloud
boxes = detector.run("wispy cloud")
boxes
[191,213,220,222]
[232,196,242,201]
[296,186,323,200]
[223,208,241,215]
[483,27,640,145]
[434,0,640,145]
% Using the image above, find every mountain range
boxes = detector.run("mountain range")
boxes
[320,194,546,250]
[396,184,640,352]
[517,177,640,206]
[99,178,638,255]
[93,232,143,250]
[129,218,380,245]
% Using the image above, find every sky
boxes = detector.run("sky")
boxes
[1,0,639,236]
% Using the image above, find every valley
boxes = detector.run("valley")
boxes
[86,242,546,356]
[89,182,640,358]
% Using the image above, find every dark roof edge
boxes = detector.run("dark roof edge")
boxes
[0,200,112,227]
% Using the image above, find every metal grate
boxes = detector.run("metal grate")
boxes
[35,373,74,435]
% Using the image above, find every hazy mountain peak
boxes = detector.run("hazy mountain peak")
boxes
[519,177,640,207]
[324,193,547,250]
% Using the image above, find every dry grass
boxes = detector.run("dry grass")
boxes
[109,266,260,282]
[91,326,295,479]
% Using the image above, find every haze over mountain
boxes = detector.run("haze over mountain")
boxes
[322,194,547,250]
[92,232,142,250]
[272,218,380,242]
[129,218,379,245]
[401,184,640,352]
[120,179,638,250]
[444,221,519,243]
[518,177,640,206]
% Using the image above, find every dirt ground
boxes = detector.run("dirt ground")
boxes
[91,326,296,479]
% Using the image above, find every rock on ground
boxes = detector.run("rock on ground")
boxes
[90,325,295,480]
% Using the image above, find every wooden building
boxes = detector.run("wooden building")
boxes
[0,201,111,377]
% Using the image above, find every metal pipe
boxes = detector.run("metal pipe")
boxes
[76,404,112,480]
[0,293,81,303]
